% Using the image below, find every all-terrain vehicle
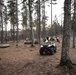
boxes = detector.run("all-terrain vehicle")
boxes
[39,40,57,55]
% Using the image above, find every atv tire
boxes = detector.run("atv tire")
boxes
[50,47,54,55]
[54,47,56,53]
[39,48,44,55]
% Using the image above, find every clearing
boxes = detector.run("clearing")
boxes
[0,40,76,75]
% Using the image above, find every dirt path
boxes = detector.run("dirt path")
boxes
[0,41,76,75]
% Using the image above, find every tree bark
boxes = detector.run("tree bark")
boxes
[60,0,72,68]
[38,0,41,44]
[28,0,34,47]
[73,31,75,48]
[16,0,19,45]
[72,0,76,48]
[0,0,4,44]
[42,0,45,39]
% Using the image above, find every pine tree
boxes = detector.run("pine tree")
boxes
[60,0,73,68]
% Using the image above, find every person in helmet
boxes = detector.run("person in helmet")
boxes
[44,36,51,42]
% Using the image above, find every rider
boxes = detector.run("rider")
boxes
[45,36,51,42]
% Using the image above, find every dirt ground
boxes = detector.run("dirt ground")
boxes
[0,40,76,75]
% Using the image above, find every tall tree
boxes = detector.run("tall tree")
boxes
[16,0,19,45]
[0,0,1,42]
[72,0,76,48]
[60,0,73,68]
[7,0,16,42]
[34,0,41,43]
[21,0,27,40]
[3,5,8,43]
[0,0,4,44]
[42,0,46,39]
[28,0,34,46]
[34,1,39,40]
[38,0,41,44]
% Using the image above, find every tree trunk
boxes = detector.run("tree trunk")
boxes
[60,0,72,68]
[29,0,34,47]
[73,31,75,48]
[42,0,45,39]
[72,0,76,48]
[36,1,39,41]
[25,2,27,40]
[0,1,4,44]
[16,0,19,46]
[5,6,8,43]
[38,0,41,44]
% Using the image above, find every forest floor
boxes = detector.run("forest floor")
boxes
[0,40,76,75]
